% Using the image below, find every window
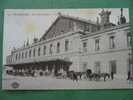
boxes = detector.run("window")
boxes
[18,52,21,60]
[43,46,46,55]
[127,53,132,73]
[94,61,101,73]
[38,47,41,56]
[25,51,27,58]
[92,27,96,32]
[85,25,90,32]
[10,57,12,63]
[109,36,115,49]
[15,53,18,60]
[109,60,117,74]
[22,52,24,59]
[69,20,73,29]
[127,32,131,47]
[73,22,77,31]
[83,42,87,52]
[83,62,87,71]
[49,44,53,54]
[65,40,69,51]
[95,38,100,51]
[33,48,36,57]
[29,50,31,57]
[57,42,60,53]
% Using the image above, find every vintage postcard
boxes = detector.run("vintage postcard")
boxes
[2,8,133,90]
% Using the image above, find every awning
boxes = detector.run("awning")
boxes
[5,59,72,67]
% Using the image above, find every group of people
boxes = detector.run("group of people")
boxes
[66,69,114,82]
[6,68,132,81]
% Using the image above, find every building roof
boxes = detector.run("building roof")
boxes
[41,14,98,40]
[80,22,130,39]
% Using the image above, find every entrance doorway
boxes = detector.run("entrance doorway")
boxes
[109,60,117,74]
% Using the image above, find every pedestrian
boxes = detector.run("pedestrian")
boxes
[127,71,131,80]
[111,71,114,80]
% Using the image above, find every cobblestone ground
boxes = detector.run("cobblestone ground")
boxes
[2,75,133,90]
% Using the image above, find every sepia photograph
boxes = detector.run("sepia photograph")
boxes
[2,8,133,90]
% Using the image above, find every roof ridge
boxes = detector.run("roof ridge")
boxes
[60,14,97,25]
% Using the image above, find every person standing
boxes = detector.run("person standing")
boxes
[127,71,131,80]
[111,71,114,80]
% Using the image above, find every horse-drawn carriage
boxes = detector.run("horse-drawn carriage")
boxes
[66,69,111,81]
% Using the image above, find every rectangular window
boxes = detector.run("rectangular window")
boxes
[49,44,53,54]
[57,42,60,53]
[25,51,27,58]
[127,53,132,73]
[83,62,87,71]
[84,25,90,32]
[33,48,36,57]
[22,52,23,59]
[29,50,31,57]
[94,61,101,73]
[127,32,131,47]
[18,53,21,60]
[43,46,46,55]
[38,47,41,56]
[16,54,18,60]
[95,38,100,51]
[10,56,12,63]
[109,60,117,74]
[109,36,115,49]
[65,40,69,51]
[83,42,87,52]
[69,20,73,29]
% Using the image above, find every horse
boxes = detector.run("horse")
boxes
[90,73,110,81]
[67,71,75,80]
[88,73,101,81]
[67,71,79,81]
[85,69,110,81]
[85,69,94,80]
[100,73,110,81]
[74,72,86,80]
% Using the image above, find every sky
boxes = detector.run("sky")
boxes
[3,8,129,64]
